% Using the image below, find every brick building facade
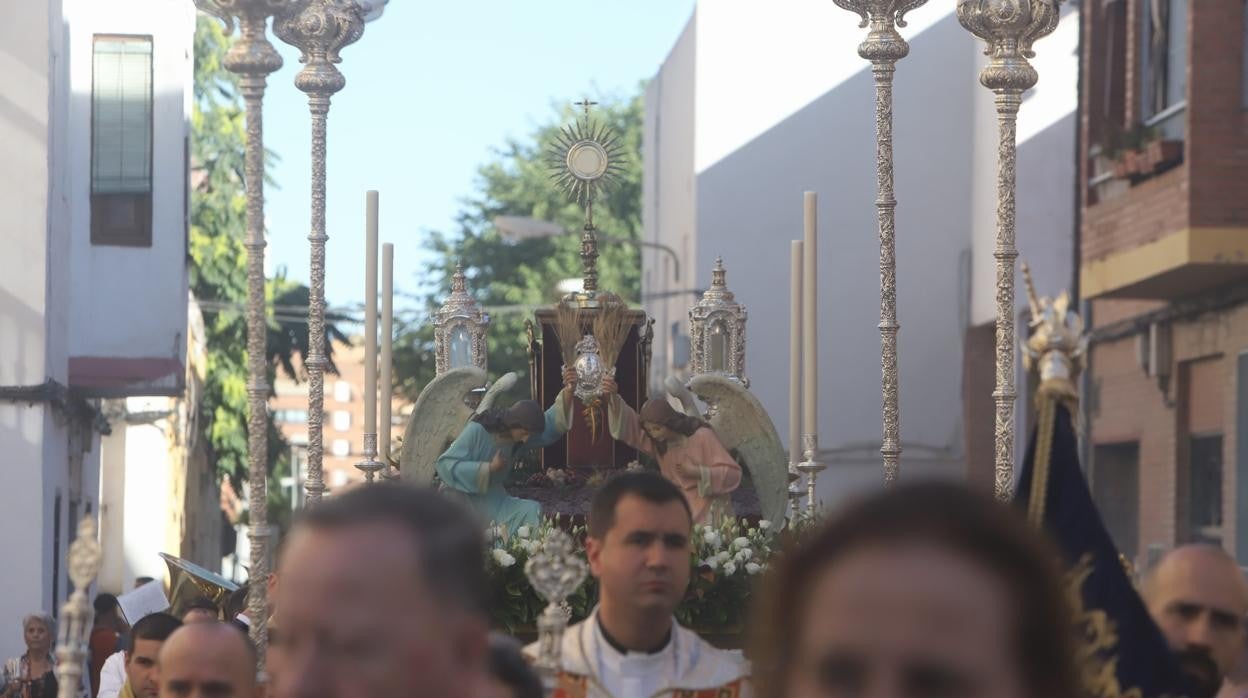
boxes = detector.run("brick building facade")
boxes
[271,338,410,500]
[1079,0,1248,565]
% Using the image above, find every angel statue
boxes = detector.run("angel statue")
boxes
[431,366,578,535]
[600,375,743,524]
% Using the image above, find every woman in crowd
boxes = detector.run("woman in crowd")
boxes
[1,613,58,698]
[752,481,1081,698]
[600,377,741,524]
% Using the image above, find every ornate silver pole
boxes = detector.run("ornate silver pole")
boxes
[958,0,1062,500]
[55,516,101,698]
[194,0,300,663]
[275,0,366,505]
[834,0,927,487]
[525,530,588,691]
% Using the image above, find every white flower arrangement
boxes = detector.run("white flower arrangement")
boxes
[491,548,516,568]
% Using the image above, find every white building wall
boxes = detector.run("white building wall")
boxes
[65,0,193,387]
[645,0,1078,507]
[643,18,698,394]
[0,0,198,656]
[0,0,100,663]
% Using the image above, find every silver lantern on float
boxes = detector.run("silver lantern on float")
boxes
[434,263,490,375]
[689,257,748,386]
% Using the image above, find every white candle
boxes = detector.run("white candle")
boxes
[802,192,818,440]
[380,243,394,461]
[363,191,379,437]
[790,240,803,466]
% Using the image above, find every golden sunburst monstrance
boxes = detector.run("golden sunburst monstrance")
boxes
[548,99,626,223]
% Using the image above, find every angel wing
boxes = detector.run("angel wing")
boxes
[475,372,518,415]
[687,374,788,524]
[399,367,487,484]
[664,375,702,418]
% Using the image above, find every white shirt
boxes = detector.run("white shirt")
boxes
[97,651,126,698]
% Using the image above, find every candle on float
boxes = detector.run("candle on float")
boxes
[363,191,379,437]
[380,243,394,460]
[802,192,818,441]
[789,240,803,466]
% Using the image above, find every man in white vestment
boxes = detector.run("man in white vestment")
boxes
[526,472,751,697]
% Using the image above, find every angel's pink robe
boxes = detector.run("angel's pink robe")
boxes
[606,395,742,524]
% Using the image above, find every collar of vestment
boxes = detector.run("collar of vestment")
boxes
[596,613,672,655]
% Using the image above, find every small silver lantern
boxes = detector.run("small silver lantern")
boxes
[689,257,748,386]
[434,263,490,375]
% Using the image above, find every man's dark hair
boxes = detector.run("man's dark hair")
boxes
[93,593,119,616]
[487,633,543,698]
[295,483,488,616]
[750,481,1079,698]
[588,472,692,539]
[224,584,249,621]
[183,597,218,615]
[130,612,182,644]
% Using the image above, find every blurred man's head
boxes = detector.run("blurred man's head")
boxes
[182,597,219,625]
[586,473,693,622]
[1143,545,1248,696]
[126,613,183,697]
[158,621,258,698]
[753,481,1079,698]
[94,593,125,632]
[271,483,489,698]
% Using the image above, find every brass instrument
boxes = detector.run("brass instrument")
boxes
[161,552,239,619]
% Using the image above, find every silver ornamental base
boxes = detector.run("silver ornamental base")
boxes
[524,530,588,689]
[355,432,385,482]
[796,434,825,516]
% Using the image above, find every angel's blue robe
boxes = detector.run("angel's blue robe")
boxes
[436,396,571,534]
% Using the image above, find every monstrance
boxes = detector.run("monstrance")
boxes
[547,98,626,307]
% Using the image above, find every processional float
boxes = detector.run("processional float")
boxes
[395,102,792,688]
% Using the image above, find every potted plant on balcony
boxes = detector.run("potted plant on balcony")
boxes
[1143,135,1183,172]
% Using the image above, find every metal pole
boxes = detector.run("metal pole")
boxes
[194,0,300,667]
[957,0,1063,499]
[834,0,927,487]
[275,0,366,505]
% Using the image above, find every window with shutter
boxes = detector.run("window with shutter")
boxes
[91,35,154,247]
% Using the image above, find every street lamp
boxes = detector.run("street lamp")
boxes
[193,0,304,665]
[494,215,682,283]
[275,0,388,507]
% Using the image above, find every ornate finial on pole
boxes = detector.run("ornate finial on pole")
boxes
[833,0,929,489]
[958,0,1064,500]
[525,530,588,690]
[1021,273,1087,395]
[1021,262,1042,322]
[55,516,102,698]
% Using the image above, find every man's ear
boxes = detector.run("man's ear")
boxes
[585,536,604,577]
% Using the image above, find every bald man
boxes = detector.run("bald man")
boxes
[1143,545,1248,698]
[157,622,259,698]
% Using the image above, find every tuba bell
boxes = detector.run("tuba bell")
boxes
[160,552,239,619]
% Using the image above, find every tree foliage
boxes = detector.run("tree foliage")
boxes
[392,93,644,404]
[191,16,345,530]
